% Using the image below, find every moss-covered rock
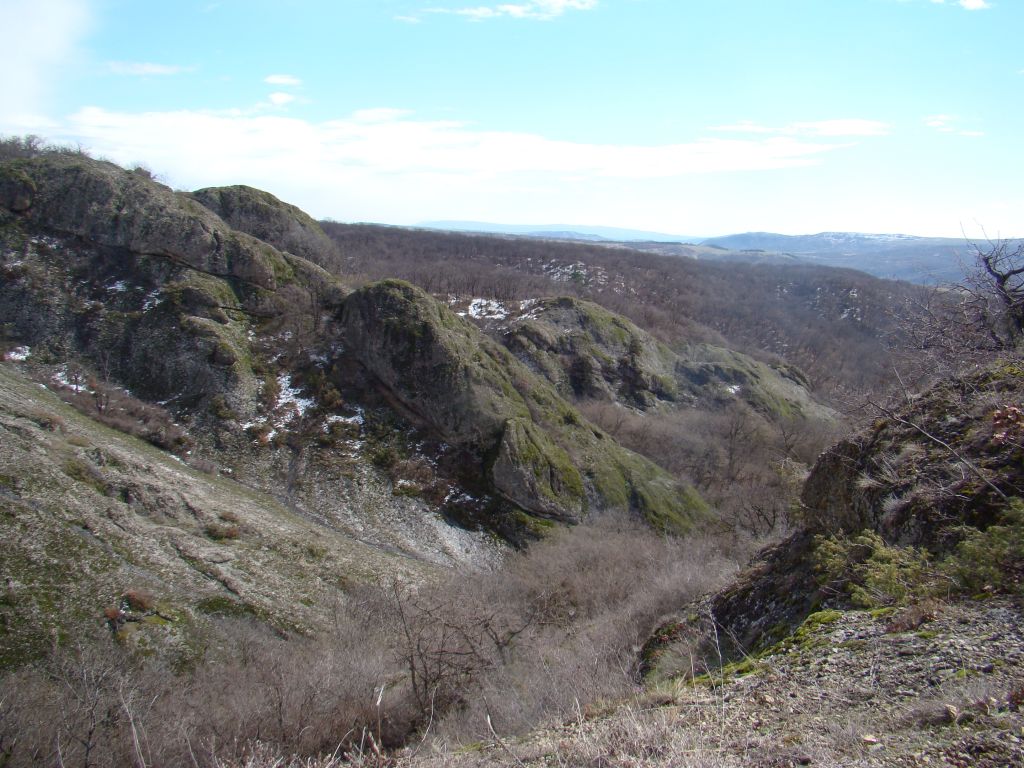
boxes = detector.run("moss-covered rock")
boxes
[342,280,710,532]
[503,297,831,421]
[192,184,338,266]
[0,153,292,290]
[491,417,586,521]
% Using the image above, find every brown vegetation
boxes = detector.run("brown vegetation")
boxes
[0,521,742,766]
[319,222,923,399]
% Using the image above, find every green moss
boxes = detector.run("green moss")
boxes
[940,499,1024,595]
[166,270,240,311]
[511,509,557,537]
[801,609,843,627]
[62,457,107,494]
[690,656,763,687]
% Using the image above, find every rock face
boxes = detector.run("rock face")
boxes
[342,280,710,530]
[1,155,289,290]
[0,149,708,557]
[503,296,830,420]
[504,297,678,408]
[645,364,1024,673]
[192,184,338,266]
[800,368,1024,547]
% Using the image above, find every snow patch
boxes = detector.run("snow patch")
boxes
[276,373,316,415]
[4,346,30,362]
[142,289,162,311]
[326,406,365,427]
[52,366,89,394]
[467,298,508,320]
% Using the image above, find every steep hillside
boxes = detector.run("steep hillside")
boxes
[0,148,712,571]
[377,364,1022,768]
[0,362,441,668]
[644,362,1024,676]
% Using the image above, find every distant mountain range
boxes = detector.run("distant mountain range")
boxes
[418,221,1010,284]
[419,220,700,243]
[697,231,975,284]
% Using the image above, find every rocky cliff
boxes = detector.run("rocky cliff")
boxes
[502,295,830,420]
[0,148,711,576]
[644,363,1024,675]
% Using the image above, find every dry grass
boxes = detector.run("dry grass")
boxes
[0,520,741,767]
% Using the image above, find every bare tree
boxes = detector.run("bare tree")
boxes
[905,239,1024,364]
[964,238,1024,350]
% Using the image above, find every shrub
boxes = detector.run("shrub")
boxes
[50,371,193,454]
[813,500,1024,609]
[813,531,938,608]
[941,499,1024,594]
[204,522,240,541]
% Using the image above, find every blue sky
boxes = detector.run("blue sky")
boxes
[2,0,1021,237]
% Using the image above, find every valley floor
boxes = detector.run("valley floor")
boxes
[372,597,1024,768]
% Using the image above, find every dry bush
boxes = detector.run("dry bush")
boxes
[412,520,742,745]
[0,610,413,767]
[0,521,743,765]
[52,372,193,455]
[579,401,835,540]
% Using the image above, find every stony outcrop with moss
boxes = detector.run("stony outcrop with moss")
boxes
[645,363,1024,676]
[0,150,707,557]
[192,184,338,266]
[0,154,291,290]
[342,280,710,531]
[503,296,831,420]
[0,152,352,419]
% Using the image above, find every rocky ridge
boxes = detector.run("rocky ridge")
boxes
[499,295,829,420]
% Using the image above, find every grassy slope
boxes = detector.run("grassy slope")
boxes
[0,362,438,669]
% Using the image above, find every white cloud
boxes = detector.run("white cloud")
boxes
[925,114,956,131]
[924,114,983,136]
[47,104,872,230]
[107,61,194,76]
[264,74,302,86]
[60,106,850,185]
[267,92,296,106]
[422,0,598,21]
[926,0,991,8]
[711,119,890,137]
[0,0,92,129]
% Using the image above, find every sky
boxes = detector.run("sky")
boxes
[2,0,1022,238]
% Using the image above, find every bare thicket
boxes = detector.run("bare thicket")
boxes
[0,521,741,766]
[900,238,1024,377]
[579,400,838,539]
